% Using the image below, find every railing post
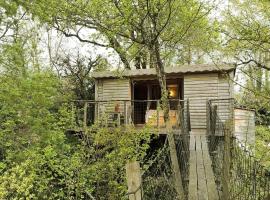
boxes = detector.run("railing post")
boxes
[187,98,191,132]
[132,101,135,125]
[206,100,210,134]
[124,101,127,125]
[178,100,185,134]
[157,100,160,129]
[83,102,88,130]
[211,105,217,136]
[126,161,142,200]
[95,101,99,124]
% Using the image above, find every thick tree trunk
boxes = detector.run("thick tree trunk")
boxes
[153,40,169,123]
[153,40,185,199]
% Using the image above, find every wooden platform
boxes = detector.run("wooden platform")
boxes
[188,135,219,200]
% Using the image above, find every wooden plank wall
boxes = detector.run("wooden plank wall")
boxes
[184,73,219,129]
[184,72,233,130]
[96,79,131,101]
[217,72,234,123]
[95,78,131,116]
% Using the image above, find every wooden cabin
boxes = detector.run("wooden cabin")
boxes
[92,64,235,134]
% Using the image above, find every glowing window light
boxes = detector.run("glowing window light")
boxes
[168,85,177,98]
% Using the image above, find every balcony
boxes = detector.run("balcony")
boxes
[70,99,191,134]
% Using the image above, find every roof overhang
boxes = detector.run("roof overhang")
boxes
[92,64,236,79]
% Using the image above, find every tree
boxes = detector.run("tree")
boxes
[222,0,270,121]
[54,53,109,100]
[15,3,219,198]
[0,12,152,199]
[18,0,217,124]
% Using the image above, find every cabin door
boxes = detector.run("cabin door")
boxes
[133,84,148,124]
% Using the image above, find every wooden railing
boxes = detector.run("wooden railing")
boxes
[70,99,191,133]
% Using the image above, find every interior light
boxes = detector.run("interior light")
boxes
[168,86,177,98]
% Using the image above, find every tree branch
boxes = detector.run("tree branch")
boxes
[237,59,270,71]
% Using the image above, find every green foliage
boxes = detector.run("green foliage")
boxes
[80,125,154,199]
[0,40,153,199]
[255,126,270,168]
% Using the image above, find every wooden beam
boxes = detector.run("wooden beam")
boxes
[201,136,219,200]
[167,125,185,200]
[126,161,142,200]
[189,135,198,200]
[187,98,191,132]
[124,101,127,125]
[211,105,217,135]
[196,136,208,200]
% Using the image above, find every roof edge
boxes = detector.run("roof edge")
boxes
[92,63,236,79]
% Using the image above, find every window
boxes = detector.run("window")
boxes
[168,84,178,99]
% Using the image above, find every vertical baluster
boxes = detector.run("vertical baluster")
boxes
[187,98,191,132]
[124,101,127,125]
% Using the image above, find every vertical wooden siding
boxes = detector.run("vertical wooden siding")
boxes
[184,72,233,129]
[217,72,234,123]
[184,73,219,129]
[96,79,131,101]
[95,78,131,115]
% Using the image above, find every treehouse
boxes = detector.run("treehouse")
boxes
[88,64,236,134]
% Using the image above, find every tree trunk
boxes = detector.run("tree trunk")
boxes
[153,40,185,199]
[153,40,169,122]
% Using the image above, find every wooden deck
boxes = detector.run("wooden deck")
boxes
[188,135,219,200]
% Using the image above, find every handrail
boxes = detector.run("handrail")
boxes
[71,99,186,103]
[207,98,270,200]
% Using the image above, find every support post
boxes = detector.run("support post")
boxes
[167,127,185,200]
[206,100,210,134]
[157,100,160,128]
[95,101,99,123]
[178,101,185,134]
[124,101,127,125]
[186,99,191,132]
[211,105,217,136]
[126,161,142,200]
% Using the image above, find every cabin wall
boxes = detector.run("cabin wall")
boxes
[217,72,234,123]
[95,79,131,101]
[95,79,131,120]
[184,73,219,130]
[184,72,233,131]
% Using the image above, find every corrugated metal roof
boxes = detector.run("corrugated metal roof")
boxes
[92,64,235,79]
